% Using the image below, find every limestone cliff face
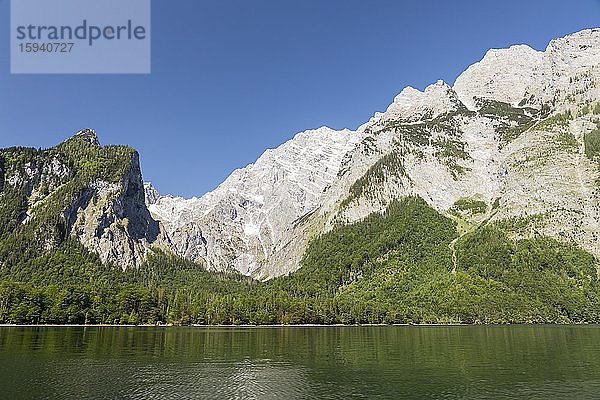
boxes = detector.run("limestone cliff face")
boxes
[148,127,361,275]
[0,129,159,269]
[0,149,74,251]
[69,150,160,269]
[148,28,600,280]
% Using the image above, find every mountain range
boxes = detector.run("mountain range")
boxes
[146,28,600,279]
[1,28,600,324]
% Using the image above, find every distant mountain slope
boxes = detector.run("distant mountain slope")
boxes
[146,28,600,280]
[147,127,361,276]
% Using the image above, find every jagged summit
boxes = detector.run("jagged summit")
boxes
[380,80,463,122]
[295,125,353,139]
[453,28,600,110]
[144,182,160,205]
[73,128,100,146]
[453,44,548,110]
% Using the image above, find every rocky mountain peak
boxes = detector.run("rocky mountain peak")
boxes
[453,44,548,110]
[144,182,160,205]
[374,80,462,125]
[294,126,353,141]
[74,128,100,146]
[147,124,362,276]
[454,29,600,112]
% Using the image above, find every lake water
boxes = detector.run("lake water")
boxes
[0,326,599,399]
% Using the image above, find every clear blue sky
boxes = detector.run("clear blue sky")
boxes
[1,0,598,197]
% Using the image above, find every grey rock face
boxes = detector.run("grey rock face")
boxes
[70,152,160,269]
[74,128,101,146]
[144,182,160,205]
[279,28,600,276]
[149,127,362,276]
[2,154,74,234]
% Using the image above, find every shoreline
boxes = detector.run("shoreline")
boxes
[0,322,596,328]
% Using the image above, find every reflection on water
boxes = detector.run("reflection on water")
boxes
[0,326,600,399]
[47,358,310,400]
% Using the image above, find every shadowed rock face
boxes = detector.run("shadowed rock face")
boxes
[119,153,159,242]
[146,29,600,280]
[70,151,160,269]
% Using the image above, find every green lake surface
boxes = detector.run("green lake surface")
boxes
[0,325,599,399]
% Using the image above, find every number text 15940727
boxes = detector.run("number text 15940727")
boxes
[19,42,74,53]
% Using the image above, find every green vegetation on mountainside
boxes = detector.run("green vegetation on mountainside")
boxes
[476,98,550,146]
[584,122,600,168]
[1,196,598,325]
[451,198,488,216]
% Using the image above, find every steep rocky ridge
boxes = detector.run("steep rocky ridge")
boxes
[148,127,361,275]
[0,129,159,269]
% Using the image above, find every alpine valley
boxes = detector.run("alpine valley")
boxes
[2,28,600,325]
